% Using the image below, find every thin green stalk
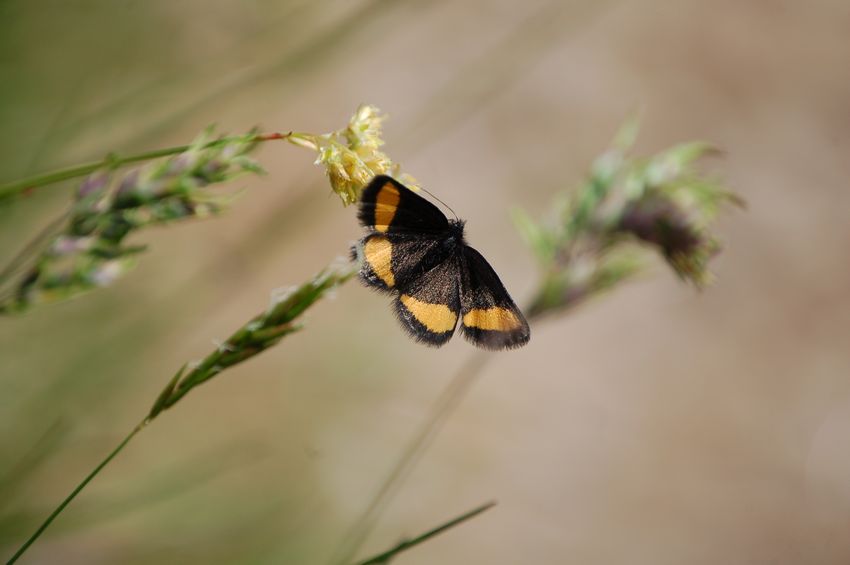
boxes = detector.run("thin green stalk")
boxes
[6,418,149,565]
[352,501,497,565]
[0,132,291,204]
[329,350,490,565]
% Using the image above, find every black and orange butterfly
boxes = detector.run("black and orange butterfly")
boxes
[352,175,530,350]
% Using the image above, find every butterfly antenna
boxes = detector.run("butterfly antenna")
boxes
[420,186,459,220]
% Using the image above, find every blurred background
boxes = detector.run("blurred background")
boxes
[2,0,850,563]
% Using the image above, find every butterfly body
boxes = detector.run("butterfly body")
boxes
[354,175,530,350]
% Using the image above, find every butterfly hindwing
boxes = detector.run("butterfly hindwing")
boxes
[459,246,530,350]
[358,175,449,234]
[393,256,461,347]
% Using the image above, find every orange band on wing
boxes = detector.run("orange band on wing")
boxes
[364,236,395,287]
[400,295,457,333]
[374,182,400,232]
[462,307,521,331]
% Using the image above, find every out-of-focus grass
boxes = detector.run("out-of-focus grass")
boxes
[4,1,848,564]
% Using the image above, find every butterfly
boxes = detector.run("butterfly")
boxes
[352,175,530,350]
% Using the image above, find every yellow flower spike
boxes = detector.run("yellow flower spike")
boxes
[346,104,387,151]
[290,104,402,206]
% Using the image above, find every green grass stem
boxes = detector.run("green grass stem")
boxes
[352,501,497,565]
[0,132,291,204]
[6,419,148,565]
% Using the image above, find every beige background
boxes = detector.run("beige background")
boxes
[1,0,849,563]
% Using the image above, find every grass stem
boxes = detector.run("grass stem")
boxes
[352,501,497,565]
[6,418,149,565]
[0,132,291,204]
[329,350,490,565]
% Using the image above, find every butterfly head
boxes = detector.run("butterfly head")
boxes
[446,219,466,247]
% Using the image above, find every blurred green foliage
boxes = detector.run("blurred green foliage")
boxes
[1,1,744,564]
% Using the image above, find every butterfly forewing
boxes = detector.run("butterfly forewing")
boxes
[358,175,449,234]
[355,234,451,293]
[459,247,530,350]
[393,256,461,346]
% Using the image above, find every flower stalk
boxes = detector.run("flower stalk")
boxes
[7,259,356,564]
[352,501,497,565]
[515,117,743,319]
[0,105,398,315]
[148,259,357,418]
[0,127,267,313]
[0,132,290,205]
